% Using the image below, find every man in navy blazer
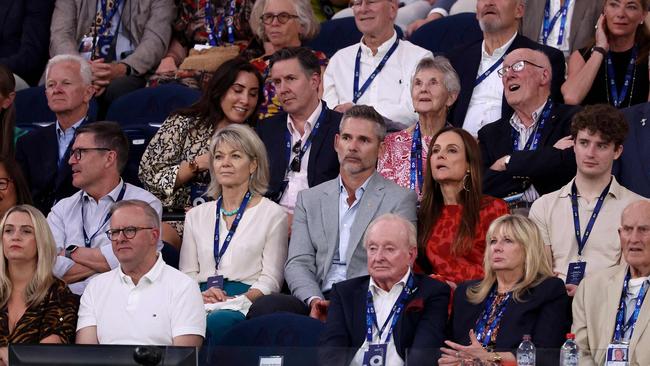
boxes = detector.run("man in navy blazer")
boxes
[320,214,449,366]
[617,102,650,198]
[257,47,340,213]
[15,55,94,214]
[445,0,565,135]
[478,48,579,202]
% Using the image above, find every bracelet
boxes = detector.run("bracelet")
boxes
[188,159,199,174]
[591,46,607,57]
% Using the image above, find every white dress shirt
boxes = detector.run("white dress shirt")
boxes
[77,254,206,345]
[279,102,322,213]
[350,269,412,366]
[180,197,288,295]
[622,277,649,341]
[55,117,85,164]
[463,32,518,136]
[323,31,432,129]
[537,0,575,57]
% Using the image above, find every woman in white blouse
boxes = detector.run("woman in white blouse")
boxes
[179,124,288,345]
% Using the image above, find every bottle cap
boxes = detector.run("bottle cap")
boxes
[566,333,575,339]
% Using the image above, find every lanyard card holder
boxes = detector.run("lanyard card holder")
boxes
[362,344,387,366]
[566,261,586,285]
[606,342,629,366]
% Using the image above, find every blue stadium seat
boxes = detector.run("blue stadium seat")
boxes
[409,12,483,55]
[105,83,201,187]
[306,17,404,59]
[14,86,98,131]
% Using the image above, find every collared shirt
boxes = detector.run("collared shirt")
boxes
[55,117,85,164]
[322,175,372,292]
[47,179,163,294]
[622,277,649,341]
[350,269,412,366]
[529,176,645,281]
[279,102,322,213]
[77,254,206,345]
[509,102,547,202]
[537,0,575,57]
[463,32,518,136]
[323,31,432,130]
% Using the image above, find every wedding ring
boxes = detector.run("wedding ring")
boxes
[456,351,460,358]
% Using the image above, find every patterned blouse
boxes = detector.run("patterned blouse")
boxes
[378,129,433,200]
[138,114,213,209]
[0,279,79,345]
[476,291,510,347]
[250,50,329,120]
[423,196,509,285]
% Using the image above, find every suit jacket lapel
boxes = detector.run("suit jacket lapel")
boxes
[632,105,650,184]
[307,103,329,186]
[539,103,561,146]
[527,0,545,42]
[569,0,587,49]
[321,180,340,277]
[345,174,384,264]
[603,267,628,348]
[353,279,370,345]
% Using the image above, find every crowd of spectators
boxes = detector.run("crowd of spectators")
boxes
[0,0,650,365]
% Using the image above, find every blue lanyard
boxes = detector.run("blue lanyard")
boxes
[542,0,570,46]
[205,0,236,46]
[512,100,553,151]
[284,102,327,173]
[97,0,123,36]
[409,122,424,192]
[570,179,611,256]
[607,46,637,108]
[474,57,504,87]
[81,182,127,248]
[365,274,414,343]
[614,270,649,341]
[474,289,511,347]
[353,39,399,103]
[213,191,252,270]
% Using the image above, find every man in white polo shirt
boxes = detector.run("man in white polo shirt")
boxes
[76,200,205,346]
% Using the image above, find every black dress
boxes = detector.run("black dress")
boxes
[580,46,649,108]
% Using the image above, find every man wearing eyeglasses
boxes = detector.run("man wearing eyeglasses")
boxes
[258,47,340,218]
[477,48,580,213]
[46,121,163,295]
[76,199,204,346]
[323,0,432,130]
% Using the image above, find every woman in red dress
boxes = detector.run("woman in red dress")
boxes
[417,127,509,289]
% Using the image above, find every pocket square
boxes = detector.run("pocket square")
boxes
[405,298,424,312]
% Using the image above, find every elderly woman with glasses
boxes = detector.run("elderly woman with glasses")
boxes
[179,124,288,345]
[378,57,459,200]
[248,0,327,119]
[438,215,570,366]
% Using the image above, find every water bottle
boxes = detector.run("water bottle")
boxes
[516,334,536,366]
[559,333,579,366]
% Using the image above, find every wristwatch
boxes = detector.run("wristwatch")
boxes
[119,62,133,76]
[591,46,607,57]
[65,245,78,259]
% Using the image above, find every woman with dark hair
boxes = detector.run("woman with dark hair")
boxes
[417,127,508,289]
[0,65,24,159]
[139,58,263,246]
[562,0,649,107]
[0,157,32,220]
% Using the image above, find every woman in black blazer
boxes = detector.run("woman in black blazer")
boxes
[439,214,570,365]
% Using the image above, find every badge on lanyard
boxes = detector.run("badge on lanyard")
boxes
[362,344,387,366]
[606,342,629,365]
[190,183,209,207]
[206,274,224,290]
[566,260,586,285]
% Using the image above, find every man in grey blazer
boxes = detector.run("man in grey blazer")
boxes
[50,0,175,114]
[248,105,417,319]
[521,0,602,58]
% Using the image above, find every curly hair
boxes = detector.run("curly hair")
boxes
[570,104,629,147]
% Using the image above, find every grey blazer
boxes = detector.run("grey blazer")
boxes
[521,0,602,55]
[50,0,175,74]
[285,173,417,303]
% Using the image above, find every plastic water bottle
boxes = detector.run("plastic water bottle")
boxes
[559,333,579,366]
[517,334,536,366]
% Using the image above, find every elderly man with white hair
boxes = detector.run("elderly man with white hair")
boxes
[320,213,450,366]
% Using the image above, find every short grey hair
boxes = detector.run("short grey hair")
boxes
[250,0,320,41]
[364,214,417,249]
[207,124,269,198]
[411,57,461,95]
[45,54,92,86]
[110,200,161,229]
[340,105,387,141]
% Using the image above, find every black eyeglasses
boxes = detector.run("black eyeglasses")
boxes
[105,226,154,240]
[497,60,544,78]
[0,178,12,191]
[70,147,111,161]
[290,140,302,172]
[260,12,299,25]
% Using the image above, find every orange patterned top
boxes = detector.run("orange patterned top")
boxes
[424,196,509,285]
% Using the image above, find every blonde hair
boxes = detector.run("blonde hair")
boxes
[206,124,269,199]
[0,205,56,308]
[467,214,553,304]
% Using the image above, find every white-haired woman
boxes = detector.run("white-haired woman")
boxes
[439,215,570,365]
[0,205,79,365]
[179,124,288,345]
[378,56,459,200]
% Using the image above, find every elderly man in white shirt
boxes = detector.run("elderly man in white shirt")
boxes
[323,0,432,130]
[76,200,205,346]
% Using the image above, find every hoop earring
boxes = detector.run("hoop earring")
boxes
[462,171,471,192]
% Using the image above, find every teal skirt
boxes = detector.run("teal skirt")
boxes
[199,280,251,346]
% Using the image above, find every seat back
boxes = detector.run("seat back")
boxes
[15,86,98,129]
